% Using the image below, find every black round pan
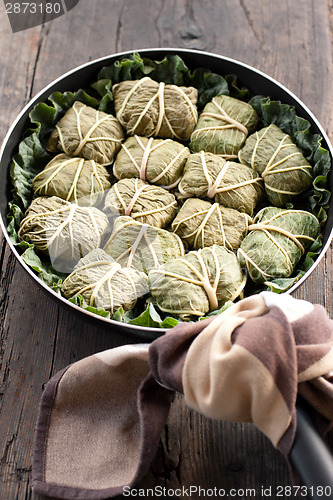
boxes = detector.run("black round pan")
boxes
[0,48,332,337]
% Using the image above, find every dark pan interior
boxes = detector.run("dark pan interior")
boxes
[0,48,332,334]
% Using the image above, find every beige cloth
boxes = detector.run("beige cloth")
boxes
[182,294,333,448]
[32,292,333,499]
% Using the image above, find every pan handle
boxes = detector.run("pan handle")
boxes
[290,398,333,500]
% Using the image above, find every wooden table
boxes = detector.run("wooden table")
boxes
[0,1,332,498]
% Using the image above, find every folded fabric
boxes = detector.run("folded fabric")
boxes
[32,293,333,499]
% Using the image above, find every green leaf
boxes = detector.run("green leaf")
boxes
[51,280,63,294]
[111,306,125,322]
[48,90,100,117]
[264,276,304,293]
[199,301,233,319]
[111,301,180,328]
[84,305,110,318]
[91,79,114,113]
[91,78,111,97]
[7,202,25,244]
[126,303,179,328]
[149,55,189,85]
[186,68,230,108]
[21,245,66,287]
[97,52,154,83]
[254,99,299,136]
[159,316,180,328]
[224,74,252,101]
[68,295,110,318]
[127,303,161,327]
[27,103,58,139]
[10,134,52,209]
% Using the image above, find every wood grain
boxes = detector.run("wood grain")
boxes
[0,0,332,498]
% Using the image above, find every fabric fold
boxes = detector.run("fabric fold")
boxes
[32,292,333,499]
[182,303,295,448]
[32,344,172,499]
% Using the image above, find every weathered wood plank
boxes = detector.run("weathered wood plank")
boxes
[0,0,332,499]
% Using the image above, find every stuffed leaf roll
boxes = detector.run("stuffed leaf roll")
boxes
[33,154,111,206]
[62,248,148,313]
[47,101,124,165]
[149,245,246,319]
[238,124,313,207]
[190,95,258,157]
[113,77,198,141]
[18,196,109,272]
[238,206,320,283]
[113,135,190,188]
[171,198,250,250]
[104,178,178,228]
[178,151,263,216]
[104,216,184,273]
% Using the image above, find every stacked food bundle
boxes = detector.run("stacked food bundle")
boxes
[17,74,320,322]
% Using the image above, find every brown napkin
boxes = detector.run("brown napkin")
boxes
[32,293,333,499]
